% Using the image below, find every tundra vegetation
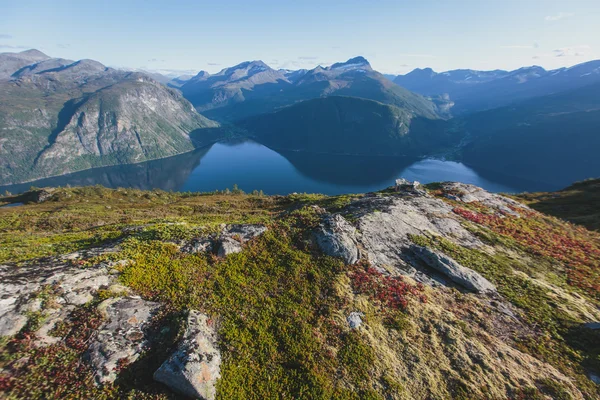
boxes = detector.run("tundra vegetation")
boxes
[0,182,599,399]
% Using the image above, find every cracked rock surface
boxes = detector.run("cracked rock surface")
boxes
[154,310,221,400]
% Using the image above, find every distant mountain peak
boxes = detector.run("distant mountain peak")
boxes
[18,49,50,59]
[329,56,371,70]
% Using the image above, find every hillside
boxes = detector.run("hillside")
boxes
[0,50,221,186]
[0,182,598,399]
[517,178,600,231]
[240,96,451,156]
[457,83,600,190]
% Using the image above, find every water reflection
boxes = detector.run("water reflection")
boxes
[1,140,543,196]
[0,146,211,195]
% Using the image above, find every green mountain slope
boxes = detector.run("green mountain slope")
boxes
[240,96,451,156]
[517,178,600,231]
[458,83,600,189]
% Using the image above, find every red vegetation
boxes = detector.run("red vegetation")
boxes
[453,205,600,297]
[350,264,426,310]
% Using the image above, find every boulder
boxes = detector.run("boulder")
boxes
[87,297,161,383]
[154,311,221,400]
[347,312,364,329]
[216,224,267,256]
[314,214,360,265]
[412,246,496,294]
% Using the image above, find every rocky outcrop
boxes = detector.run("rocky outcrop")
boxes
[351,194,482,279]
[88,297,161,384]
[440,182,525,216]
[412,246,497,293]
[217,224,268,257]
[154,311,221,400]
[0,245,123,338]
[314,214,360,265]
[182,224,268,257]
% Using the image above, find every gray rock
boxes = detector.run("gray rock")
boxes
[347,312,364,329]
[182,238,214,254]
[354,195,481,277]
[412,246,496,294]
[439,182,526,216]
[314,214,360,265]
[154,311,221,400]
[88,297,161,384]
[0,252,121,339]
[216,224,267,256]
[217,237,243,257]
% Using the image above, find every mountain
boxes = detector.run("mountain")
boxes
[0,49,51,79]
[181,57,443,121]
[0,50,220,185]
[181,61,290,114]
[1,182,599,399]
[457,82,600,189]
[240,96,451,155]
[394,60,600,115]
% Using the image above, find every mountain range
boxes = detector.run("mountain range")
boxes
[1,48,599,188]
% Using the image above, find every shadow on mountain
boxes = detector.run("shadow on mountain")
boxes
[0,146,213,195]
[276,149,417,186]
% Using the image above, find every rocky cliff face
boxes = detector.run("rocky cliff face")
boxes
[1,182,598,399]
[0,50,220,185]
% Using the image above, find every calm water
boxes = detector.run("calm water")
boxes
[0,140,550,196]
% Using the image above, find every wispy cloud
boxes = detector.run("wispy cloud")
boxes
[545,12,575,21]
[501,42,540,49]
[533,45,591,59]
[57,43,70,49]
[553,45,590,57]
[397,53,436,58]
[147,58,165,63]
[207,62,220,66]
[0,44,27,49]
[501,45,534,49]
[0,34,12,39]
[298,56,318,60]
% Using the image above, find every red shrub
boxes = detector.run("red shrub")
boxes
[350,265,426,310]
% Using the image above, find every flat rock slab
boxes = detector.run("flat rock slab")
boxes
[0,250,122,338]
[413,246,497,294]
[314,214,360,265]
[88,297,161,384]
[353,195,481,275]
[154,310,221,400]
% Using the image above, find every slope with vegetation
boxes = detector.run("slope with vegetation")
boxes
[0,50,222,186]
[0,182,598,399]
[240,96,452,156]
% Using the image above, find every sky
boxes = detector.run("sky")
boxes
[1,0,599,76]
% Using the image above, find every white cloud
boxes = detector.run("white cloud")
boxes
[501,45,534,49]
[0,44,27,49]
[545,12,575,21]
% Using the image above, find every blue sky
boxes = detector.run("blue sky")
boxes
[2,0,599,75]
